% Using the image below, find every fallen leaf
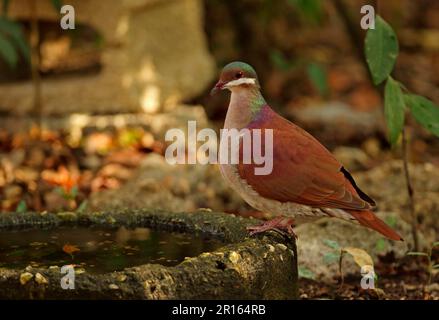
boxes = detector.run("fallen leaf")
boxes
[63,244,80,258]
[42,166,79,194]
[342,247,374,268]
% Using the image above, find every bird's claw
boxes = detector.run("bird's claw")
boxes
[246,217,297,239]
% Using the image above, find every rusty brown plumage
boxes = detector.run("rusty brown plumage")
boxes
[237,105,403,241]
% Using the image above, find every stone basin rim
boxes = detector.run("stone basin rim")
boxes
[0,209,249,242]
[0,209,299,299]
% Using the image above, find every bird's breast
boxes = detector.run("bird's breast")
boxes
[223,91,254,130]
[219,161,321,218]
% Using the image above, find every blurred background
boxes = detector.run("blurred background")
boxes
[0,0,438,223]
[0,0,438,299]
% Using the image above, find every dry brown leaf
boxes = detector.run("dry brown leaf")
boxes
[63,244,80,257]
[342,247,374,268]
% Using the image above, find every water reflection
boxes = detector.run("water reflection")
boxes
[0,226,224,273]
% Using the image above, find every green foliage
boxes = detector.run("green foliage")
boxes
[2,0,10,15]
[366,16,439,145]
[70,185,78,199]
[322,239,341,266]
[270,50,329,97]
[298,266,316,280]
[405,94,439,138]
[288,0,322,24]
[407,241,439,285]
[375,217,396,253]
[50,0,63,11]
[0,32,16,66]
[365,16,399,85]
[76,200,88,213]
[385,215,398,228]
[323,252,340,264]
[270,49,294,71]
[406,252,429,257]
[55,185,78,200]
[307,62,328,97]
[375,238,387,252]
[0,0,61,68]
[15,200,27,213]
[0,16,30,68]
[323,239,340,250]
[384,77,405,145]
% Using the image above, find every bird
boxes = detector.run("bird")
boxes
[211,61,403,241]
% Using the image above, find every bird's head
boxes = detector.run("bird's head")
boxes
[210,61,259,95]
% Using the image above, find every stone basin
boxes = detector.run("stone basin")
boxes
[0,209,298,299]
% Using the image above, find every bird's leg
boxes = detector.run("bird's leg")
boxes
[247,216,297,238]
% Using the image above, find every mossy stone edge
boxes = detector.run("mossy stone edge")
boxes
[0,209,298,299]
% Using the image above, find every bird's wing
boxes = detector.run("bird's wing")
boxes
[237,106,375,210]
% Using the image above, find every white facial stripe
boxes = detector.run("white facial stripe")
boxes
[225,77,256,88]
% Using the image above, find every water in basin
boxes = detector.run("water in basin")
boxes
[0,226,224,273]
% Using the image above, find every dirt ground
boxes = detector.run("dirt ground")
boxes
[300,251,439,300]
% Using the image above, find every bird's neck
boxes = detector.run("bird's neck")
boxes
[224,87,266,129]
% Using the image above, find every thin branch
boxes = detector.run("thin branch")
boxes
[29,0,42,126]
[402,127,419,251]
[338,250,345,290]
[332,0,384,93]
[332,0,365,61]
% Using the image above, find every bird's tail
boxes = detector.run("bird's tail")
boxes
[347,210,404,241]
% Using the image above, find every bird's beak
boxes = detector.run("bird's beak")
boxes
[210,80,226,96]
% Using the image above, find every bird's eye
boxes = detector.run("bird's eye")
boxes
[235,72,243,79]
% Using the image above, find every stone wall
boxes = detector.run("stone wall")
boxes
[0,0,215,115]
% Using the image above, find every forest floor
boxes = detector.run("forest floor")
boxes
[0,127,438,300]
[299,252,439,300]
[300,277,438,300]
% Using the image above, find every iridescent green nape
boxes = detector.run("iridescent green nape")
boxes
[249,91,266,116]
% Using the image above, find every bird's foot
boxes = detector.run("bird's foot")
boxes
[247,216,297,239]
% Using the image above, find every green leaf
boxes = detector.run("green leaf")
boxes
[375,238,387,252]
[323,252,340,264]
[270,49,293,71]
[405,94,439,137]
[54,186,66,197]
[307,63,329,97]
[432,241,439,248]
[323,239,340,250]
[407,252,429,257]
[76,200,88,213]
[70,185,78,199]
[0,32,17,67]
[365,16,399,85]
[8,248,26,257]
[298,266,316,280]
[2,0,10,16]
[432,264,439,269]
[288,0,322,24]
[0,17,30,62]
[385,215,398,228]
[51,0,63,11]
[384,77,405,146]
[15,200,27,213]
